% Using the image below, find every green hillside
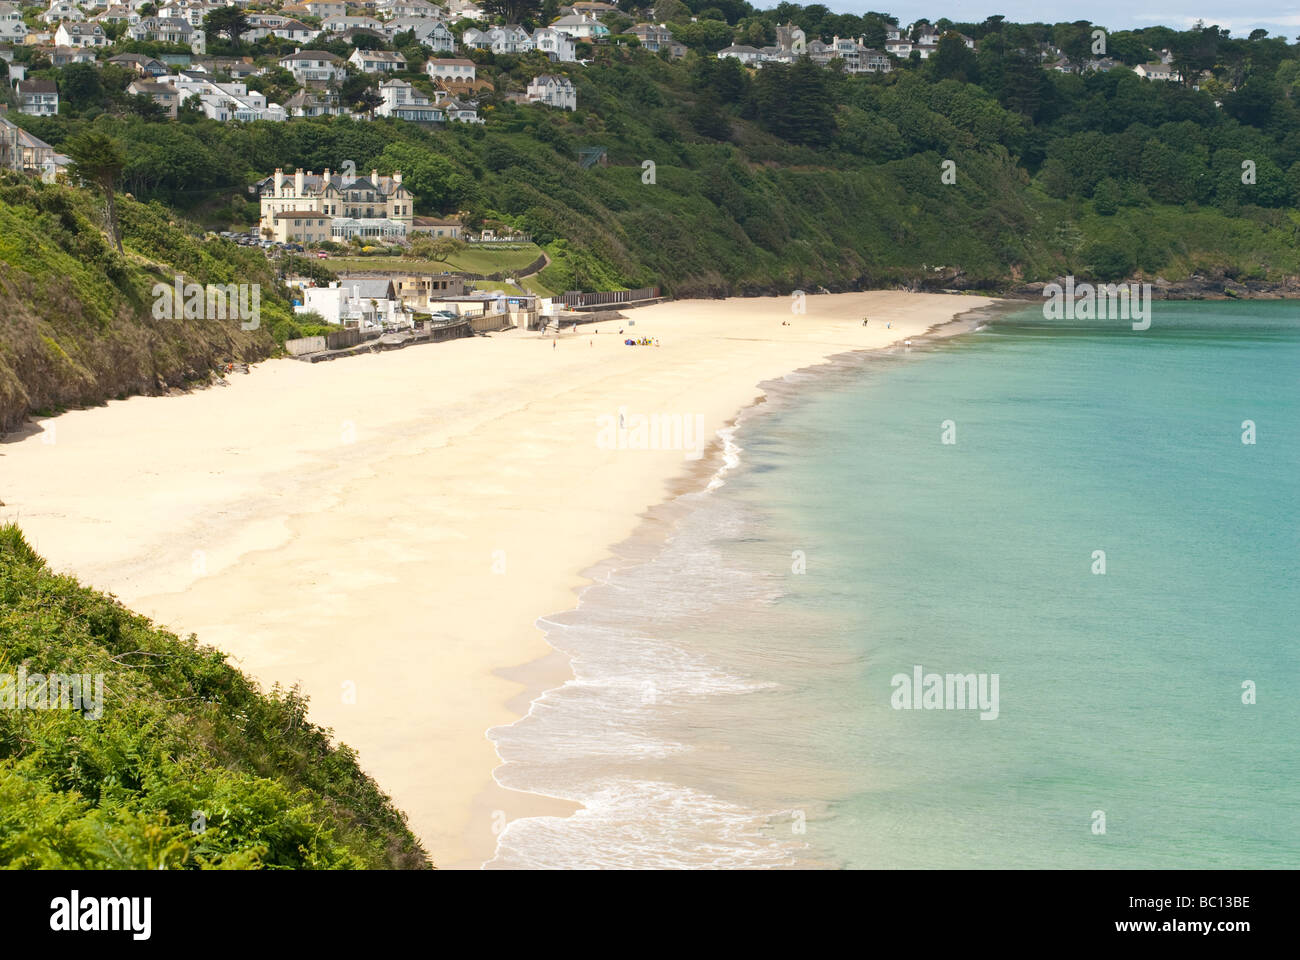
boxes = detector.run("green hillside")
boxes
[0,524,430,869]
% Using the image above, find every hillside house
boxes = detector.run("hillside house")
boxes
[17,79,58,116]
[349,48,407,73]
[526,73,576,110]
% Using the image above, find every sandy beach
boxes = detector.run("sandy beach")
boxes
[0,291,994,868]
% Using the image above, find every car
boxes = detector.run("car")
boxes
[316,252,329,259]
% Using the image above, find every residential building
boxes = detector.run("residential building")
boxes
[322,15,384,33]
[382,0,441,17]
[531,26,576,62]
[548,13,608,40]
[716,44,762,65]
[1135,62,1177,81]
[279,49,344,84]
[158,71,287,121]
[130,16,206,54]
[54,22,107,47]
[41,1,85,24]
[0,113,67,181]
[49,45,98,65]
[257,167,415,239]
[126,78,180,117]
[0,2,29,43]
[94,5,142,27]
[17,78,58,116]
[526,73,575,110]
[462,24,533,54]
[349,48,407,73]
[284,89,348,117]
[424,56,474,83]
[374,78,443,121]
[296,278,412,330]
[409,216,462,238]
[629,23,671,52]
[439,96,482,123]
[302,0,346,17]
[107,52,169,75]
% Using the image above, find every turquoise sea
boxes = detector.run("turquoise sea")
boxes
[488,301,1300,869]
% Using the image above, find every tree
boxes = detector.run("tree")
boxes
[58,62,104,113]
[204,7,250,46]
[66,130,127,254]
[932,32,978,83]
[480,0,540,26]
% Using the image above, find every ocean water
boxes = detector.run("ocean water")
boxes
[487,301,1300,869]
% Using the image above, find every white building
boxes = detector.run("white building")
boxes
[17,79,59,116]
[531,27,576,62]
[279,49,344,84]
[526,73,576,111]
[548,13,608,40]
[462,24,533,54]
[297,279,413,330]
[41,1,85,24]
[1135,62,1177,82]
[375,78,444,121]
[158,71,287,121]
[0,2,30,43]
[424,57,475,83]
[322,15,383,33]
[349,48,407,73]
[54,22,108,47]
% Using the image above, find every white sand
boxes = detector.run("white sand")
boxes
[0,292,993,867]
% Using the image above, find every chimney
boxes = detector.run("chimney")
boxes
[370,168,379,187]
[323,166,331,185]
[294,167,305,197]
[393,171,402,186]
[273,167,284,194]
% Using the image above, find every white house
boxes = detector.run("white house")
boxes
[531,26,576,62]
[424,57,475,83]
[439,96,482,123]
[549,13,608,40]
[298,279,413,330]
[382,0,441,17]
[374,78,444,122]
[349,48,407,73]
[17,79,59,116]
[55,22,108,47]
[0,2,30,43]
[462,24,533,54]
[322,15,383,33]
[526,73,576,111]
[279,49,344,83]
[716,44,763,65]
[1135,62,1177,82]
[41,1,85,23]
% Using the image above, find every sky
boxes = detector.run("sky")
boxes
[825,2,1300,38]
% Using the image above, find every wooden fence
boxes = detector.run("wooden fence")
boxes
[556,287,660,308]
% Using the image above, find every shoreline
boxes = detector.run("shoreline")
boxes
[0,291,999,869]
[480,298,1017,867]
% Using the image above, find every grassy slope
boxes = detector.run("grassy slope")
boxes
[0,524,430,869]
[0,175,330,432]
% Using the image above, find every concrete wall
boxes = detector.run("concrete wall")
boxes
[285,335,328,356]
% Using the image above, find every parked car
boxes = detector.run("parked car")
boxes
[316,252,329,259]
